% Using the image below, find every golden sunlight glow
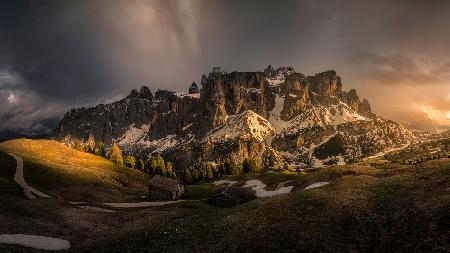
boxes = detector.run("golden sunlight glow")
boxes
[417,105,450,126]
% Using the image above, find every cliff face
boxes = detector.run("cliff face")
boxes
[196,70,275,133]
[55,66,415,170]
[56,87,199,146]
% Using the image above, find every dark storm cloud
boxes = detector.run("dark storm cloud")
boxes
[0,0,450,133]
[349,52,450,86]
[0,1,124,101]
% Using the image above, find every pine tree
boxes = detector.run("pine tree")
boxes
[156,155,166,176]
[73,141,83,151]
[150,156,158,174]
[206,164,214,179]
[166,162,173,177]
[109,143,124,166]
[87,133,95,153]
[161,166,167,177]
[137,159,145,170]
[96,142,106,157]
[243,158,251,173]
[184,168,192,183]
[263,148,277,170]
[198,164,206,180]
[125,156,136,169]
[224,158,240,175]
[243,157,260,173]
[191,168,199,181]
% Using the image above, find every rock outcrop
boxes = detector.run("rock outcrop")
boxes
[55,66,416,170]
[188,82,199,94]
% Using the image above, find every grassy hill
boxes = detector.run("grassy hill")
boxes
[0,139,448,252]
[0,139,149,202]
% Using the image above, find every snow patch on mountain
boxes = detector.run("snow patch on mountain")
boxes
[117,123,180,154]
[174,92,200,99]
[265,67,295,86]
[268,94,291,134]
[282,101,369,136]
[206,110,275,142]
[140,134,179,154]
[117,124,150,145]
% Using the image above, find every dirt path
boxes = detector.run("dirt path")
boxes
[10,153,190,209]
[304,181,330,190]
[8,153,51,199]
[104,200,185,208]
[0,234,70,251]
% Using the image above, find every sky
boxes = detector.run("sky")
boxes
[0,0,449,134]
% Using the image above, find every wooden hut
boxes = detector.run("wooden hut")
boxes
[149,175,185,200]
[209,185,242,207]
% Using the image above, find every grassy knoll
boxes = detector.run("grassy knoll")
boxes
[0,139,150,202]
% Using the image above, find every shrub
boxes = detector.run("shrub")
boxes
[263,148,278,170]
[224,158,241,175]
[149,154,167,176]
[109,143,124,166]
[184,169,192,183]
[96,142,106,157]
[166,162,173,177]
[243,157,261,173]
[73,141,83,151]
[206,164,214,179]
[125,156,136,169]
[191,168,199,181]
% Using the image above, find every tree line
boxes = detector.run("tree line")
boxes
[183,157,261,183]
[71,140,177,179]
[71,138,273,183]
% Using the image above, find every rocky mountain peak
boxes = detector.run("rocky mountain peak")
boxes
[265,65,296,86]
[189,82,200,94]
[306,70,342,97]
[209,66,226,79]
[55,66,414,171]
[264,65,275,75]
[139,86,153,100]
[129,86,153,101]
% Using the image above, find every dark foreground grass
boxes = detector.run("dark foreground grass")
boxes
[0,150,21,196]
[184,184,216,199]
[79,161,450,253]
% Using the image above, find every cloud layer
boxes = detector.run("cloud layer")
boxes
[0,0,449,133]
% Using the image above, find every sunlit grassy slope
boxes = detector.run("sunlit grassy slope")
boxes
[0,139,150,202]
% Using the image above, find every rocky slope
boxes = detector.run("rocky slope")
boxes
[55,66,416,170]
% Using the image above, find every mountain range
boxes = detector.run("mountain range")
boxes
[55,66,416,170]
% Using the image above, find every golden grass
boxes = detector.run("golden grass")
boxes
[0,139,149,201]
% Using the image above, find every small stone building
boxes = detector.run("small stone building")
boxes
[209,185,242,207]
[149,175,185,200]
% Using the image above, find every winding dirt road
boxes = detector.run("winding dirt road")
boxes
[8,153,51,199]
[8,153,187,208]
